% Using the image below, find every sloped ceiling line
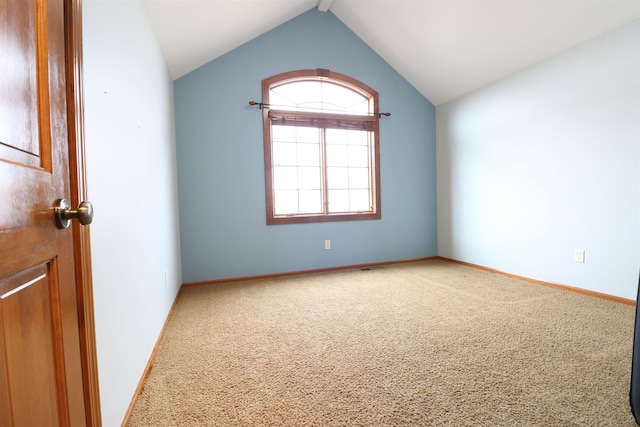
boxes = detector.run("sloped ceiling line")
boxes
[147,0,640,106]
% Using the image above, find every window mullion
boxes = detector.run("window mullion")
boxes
[320,128,328,215]
[368,132,374,210]
[295,134,301,215]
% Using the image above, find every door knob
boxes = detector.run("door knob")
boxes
[54,199,94,229]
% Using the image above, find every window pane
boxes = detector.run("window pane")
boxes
[274,190,298,215]
[350,190,371,212]
[349,167,370,189]
[345,98,370,115]
[327,167,348,190]
[273,166,297,190]
[347,130,369,146]
[328,189,349,213]
[297,142,320,166]
[270,91,296,110]
[299,190,323,214]
[271,81,370,115]
[298,167,321,190]
[271,82,322,112]
[326,128,347,145]
[272,142,297,166]
[298,102,324,112]
[272,125,296,142]
[321,82,369,114]
[348,145,369,167]
[296,127,319,143]
[326,145,348,167]
[326,129,369,146]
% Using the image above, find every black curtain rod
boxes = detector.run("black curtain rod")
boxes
[248,101,391,118]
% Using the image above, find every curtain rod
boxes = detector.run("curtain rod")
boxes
[248,101,391,118]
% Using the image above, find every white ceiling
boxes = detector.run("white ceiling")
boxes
[147,0,640,106]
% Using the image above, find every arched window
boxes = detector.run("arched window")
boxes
[262,69,381,225]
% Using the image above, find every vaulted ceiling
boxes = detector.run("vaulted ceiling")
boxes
[147,0,640,106]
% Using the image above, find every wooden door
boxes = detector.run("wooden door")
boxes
[0,0,99,425]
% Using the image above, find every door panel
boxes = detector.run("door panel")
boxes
[0,0,50,168]
[0,1,89,425]
[0,263,63,426]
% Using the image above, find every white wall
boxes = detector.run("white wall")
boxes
[83,1,182,425]
[437,20,640,300]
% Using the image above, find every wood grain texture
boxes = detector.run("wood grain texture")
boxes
[0,1,98,425]
[64,0,103,424]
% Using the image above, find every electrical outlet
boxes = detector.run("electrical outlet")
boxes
[575,249,585,263]
[324,240,331,250]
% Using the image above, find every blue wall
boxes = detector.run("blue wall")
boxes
[175,9,436,283]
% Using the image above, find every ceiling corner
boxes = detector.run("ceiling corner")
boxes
[317,0,334,13]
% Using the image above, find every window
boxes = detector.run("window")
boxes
[261,69,381,225]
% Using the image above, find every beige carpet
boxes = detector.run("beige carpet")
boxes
[127,260,637,426]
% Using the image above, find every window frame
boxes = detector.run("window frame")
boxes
[262,69,381,225]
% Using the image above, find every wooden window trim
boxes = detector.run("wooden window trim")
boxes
[262,69,381,225]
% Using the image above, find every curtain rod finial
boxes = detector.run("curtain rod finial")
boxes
[249,101,267,109]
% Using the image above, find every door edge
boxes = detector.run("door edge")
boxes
[65,1,102,425]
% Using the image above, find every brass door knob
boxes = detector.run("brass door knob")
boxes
[54,199,94,229]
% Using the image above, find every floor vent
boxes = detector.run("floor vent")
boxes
[361,266,384,271]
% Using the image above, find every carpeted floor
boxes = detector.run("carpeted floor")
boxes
[127,259,637,426]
